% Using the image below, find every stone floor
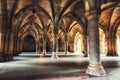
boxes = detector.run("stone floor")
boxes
[0,52,120,80]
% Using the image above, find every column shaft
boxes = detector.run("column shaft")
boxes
[106,37,118,56]
[83,36,88,57]
[51,35,58,59]
[0,0,4,61]
[65,33,68,54]
[84,0,106,76]
[43,37,46,55]
[86,16,106,76]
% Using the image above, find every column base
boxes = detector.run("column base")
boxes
[84,53,88,57]
[65,52,67,55]
[51,52,58,59]
[86,63,106,76]
[3,52,14,61]
[13,52,20,56]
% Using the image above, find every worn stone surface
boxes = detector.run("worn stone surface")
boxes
[0,53,120,80]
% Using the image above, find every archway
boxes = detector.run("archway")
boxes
[22,35,36,52]
[74,33,83,55]
[116,26,120,56]
[99,28,107,56]
[76,38,81,53]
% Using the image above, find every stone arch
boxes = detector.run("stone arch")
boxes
[22,35,36,52]
[74,32,83,56]
[99,28,107,56]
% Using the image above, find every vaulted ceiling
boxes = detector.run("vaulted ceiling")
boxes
[100,2,120,36]
[4,0,120,40]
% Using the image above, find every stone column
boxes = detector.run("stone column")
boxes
[106,37,112,56]
[20,40,23,53]
[0,31,3,61]
[0,0,4,61]
[51,34,58,59]
[65,32,68,55]
[83,36,88,57]
[43,33,46,55]
[36,38,40,53]
[51,21,58,59]
[84,0,106,76]
[17,39,21,54]
[13,37,17,56]
[106,36,118,56]
[112,37,118,56]
[1,0,14,61]
[0,32,3,61]
[8,31,14,60]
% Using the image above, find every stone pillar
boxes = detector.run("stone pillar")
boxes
[14,38,21,55]
[112,37,118,56]
[36,38,40,53]
[43,33,46,55]
[106,36,118,56]
[20,40,22,53]
[83,36,88,57]
[65,32,68,55]
[51,35,58,59]
[0,31,3,61]
[35,40,38,52]
[0,0,4,61]
[51,22,58,59]
[84,0,106,76]
[17,39,21,54]
[13,37,17,56]
[8,31,14,59]
[1,0,14,61]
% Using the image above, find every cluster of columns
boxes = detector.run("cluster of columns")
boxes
[0,0,13,61]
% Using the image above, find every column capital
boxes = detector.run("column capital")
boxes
[84,0,101,20]
[85,10,100,20]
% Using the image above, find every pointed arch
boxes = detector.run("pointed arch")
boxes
[74,32,83,55]
[22,35,36,52]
